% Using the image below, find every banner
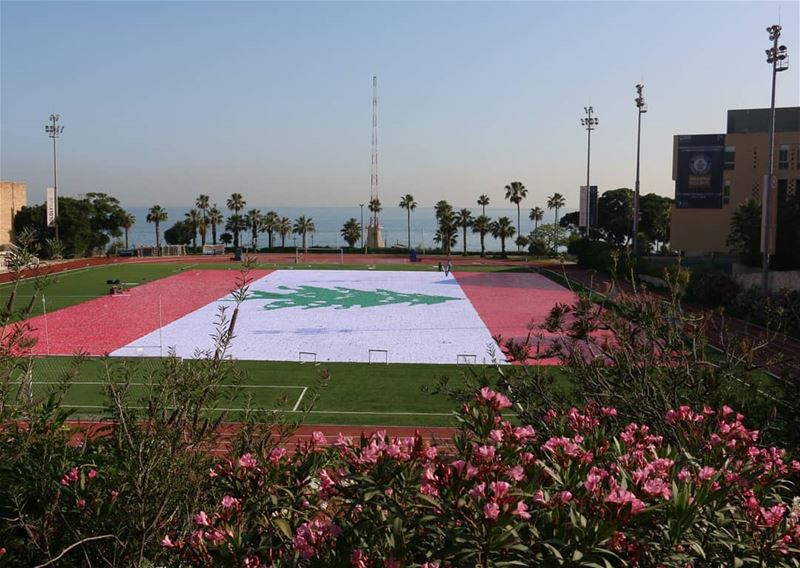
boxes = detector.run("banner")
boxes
[675,134,725,209]
[760,174,777,255]
[579,186,598,229]
[46,187,56,227]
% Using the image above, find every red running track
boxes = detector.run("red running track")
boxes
[455,271,579,364]
[27,269,271,356]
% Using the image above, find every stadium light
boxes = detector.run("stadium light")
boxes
[580,106,598,234]
[45,114,64,241]
[762,24,789,294]
[633,84,647,264]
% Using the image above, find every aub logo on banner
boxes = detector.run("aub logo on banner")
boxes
[689,154,712,176]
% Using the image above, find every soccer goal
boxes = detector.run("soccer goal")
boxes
[299,351,317,363]
[295,247,344,265]
[368,349,389,364]
[456,354,478,365]
[202,244,225,256]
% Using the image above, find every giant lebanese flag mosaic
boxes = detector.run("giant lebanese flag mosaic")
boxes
[26,269,578,365]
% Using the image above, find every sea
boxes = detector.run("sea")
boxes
[122,205,574,252]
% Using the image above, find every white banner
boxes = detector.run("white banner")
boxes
[46,187,56,227]
[579,186,588,229]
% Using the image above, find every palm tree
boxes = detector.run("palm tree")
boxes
[529,206,544,233]
[547,193,566,251]
[207,205,223,245]
[293,216,316,252]
[226,193,246,248]
[185,208,201,251]
[434,206,458,256]
[472,215,491,257]
[122,212,136,249]
[399,194,417,250]
[434,200,453,221]
[341,218,361,247]
[454,208,474,255]
[477,194,490,216]
[196,194,210,246]
[262,211,279,249]
[225,214,247,249]
[277,217,292,248]
[504,181,527,251]
[368,197,382,224]
[245,208,262,251]
[491,216,516,257]
[146,205,168,255]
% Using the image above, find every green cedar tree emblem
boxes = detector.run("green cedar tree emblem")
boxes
[241,285,461,311]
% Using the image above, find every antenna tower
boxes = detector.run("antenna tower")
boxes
[370,75,379,225]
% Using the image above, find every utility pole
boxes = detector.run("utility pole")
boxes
[762,24,788,294]
[581,107,598,235]
[360,203,364,251]
[634,84,647,264]
[45,114,64,241]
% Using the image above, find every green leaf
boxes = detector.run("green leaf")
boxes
[272,517,292,540]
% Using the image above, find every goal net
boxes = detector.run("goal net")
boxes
[295,247,344,265]
[202,244,226,255]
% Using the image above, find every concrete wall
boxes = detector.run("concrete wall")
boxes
[732,263,800,292]
[0,181,27,246]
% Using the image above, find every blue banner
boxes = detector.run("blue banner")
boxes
[675,134,725,209]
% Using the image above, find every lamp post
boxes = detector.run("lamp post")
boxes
[45,114,64,241]
[580,107,598,235]
[762,24,789,294]
[359,203,365,252]
[633,84,647,263]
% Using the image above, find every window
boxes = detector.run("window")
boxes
[723,181,731,205]
[778,144,789,169]
[724,146,735,170]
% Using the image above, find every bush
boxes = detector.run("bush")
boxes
[527,238,549,256]
[687,271,740,308]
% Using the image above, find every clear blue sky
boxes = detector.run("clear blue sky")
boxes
[2,1,798,210]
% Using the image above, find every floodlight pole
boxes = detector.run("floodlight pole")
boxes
[634,84,647,264]
[360,203,365,252]
[45,114,64,241]
[581,107,598,235]
[762,24,788,294]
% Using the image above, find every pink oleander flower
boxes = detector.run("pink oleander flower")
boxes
[490,429,504,444]
[483,502,500,520]
[351,548,368,568]
[269,447,287,464]
[512,500,531,519]
[194,511,211,527]
[424,446,438,460]
[513,425,536,443]
[110,490,119,502]
[469,482,486,500]
[60,467,79,486]
[479,387,512,410]
[698,466,716,481]
[87,469,97,480]
[208,467,218,478]
[533,490,547,505]
[421,563,440,568]
[238,453,257,469]
[161,535,175,548]
[642,479,672,500]
[606,487,646,515]
[385,559,402,568]
[475,445,496,462]
[601,407,617,417]
[490,481,510,500]
[221,495,240,510]
[560,491,573,503]
[508,465,525,482]
[311,431,327,446]
[76,499,86,510]
[678,468,692,482]
[243,556,264,568]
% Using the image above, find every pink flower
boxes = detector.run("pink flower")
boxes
[76,499,86,510]
[60,467,79,486]
[698,466,716,481]
[87,469,97,480]
[490,481,510,500]
[350,548,368,568]
[559,491,573,503]
[469,482,486,500]
[677,468,691,482]
[642,479,672,500]
[311,431,328,446]
[508,465,525,482]
[424,446,438,460]
[512,501,531,519]
[421,563,440,568]
[513,425,536,443]
[221,495,240,510]
[475,445,496,462]
[238,453,257,469]
[194,511,211,526]
[269,447,287,464]
[483,502,500,520]
[385,559,402,568]
[110,490,119,502]
[532,490,547,505]
[606,487,646,515]
[161,535,175,548]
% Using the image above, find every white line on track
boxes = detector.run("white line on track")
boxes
[58,404,451,416]
[13,381,305,389]
[292,387,308,412]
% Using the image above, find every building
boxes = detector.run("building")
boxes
[0,181,28,246]
[670,107,800,255]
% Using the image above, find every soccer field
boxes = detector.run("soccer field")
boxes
[6,262,579,425]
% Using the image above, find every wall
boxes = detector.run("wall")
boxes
[0,181,28,246]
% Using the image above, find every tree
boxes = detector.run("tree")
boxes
[727,198,762,267]
[245,209,262,251]
[146,205,168,255]
[184,208,200,251]
[226,193,246,247]
[546,193,566,251]
[504,181,527,251]
[225,214,247,249]
[491,216,515,256]
[529,206,544,232]
[477,194,490,216]
[434,201,457,255]
[262,211,279,249]
[293,216,315,252]
[220,232,233,246]
[368,198,382,224]
[277,217,292,248]
[454,208,474,255]
[532,223,568,254]
[472,215,492,258]
[196,194,210,246]
[434,200,453,221]
[341,218,361,248]
[399,194,417,250]
[207,205,223,245]
[639,193,673,251]
[122,212,136,249]
[597,188,634,246]
[559,211,580,233]
[164,220,195,246]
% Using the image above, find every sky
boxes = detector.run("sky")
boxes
[1,1,798,211]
